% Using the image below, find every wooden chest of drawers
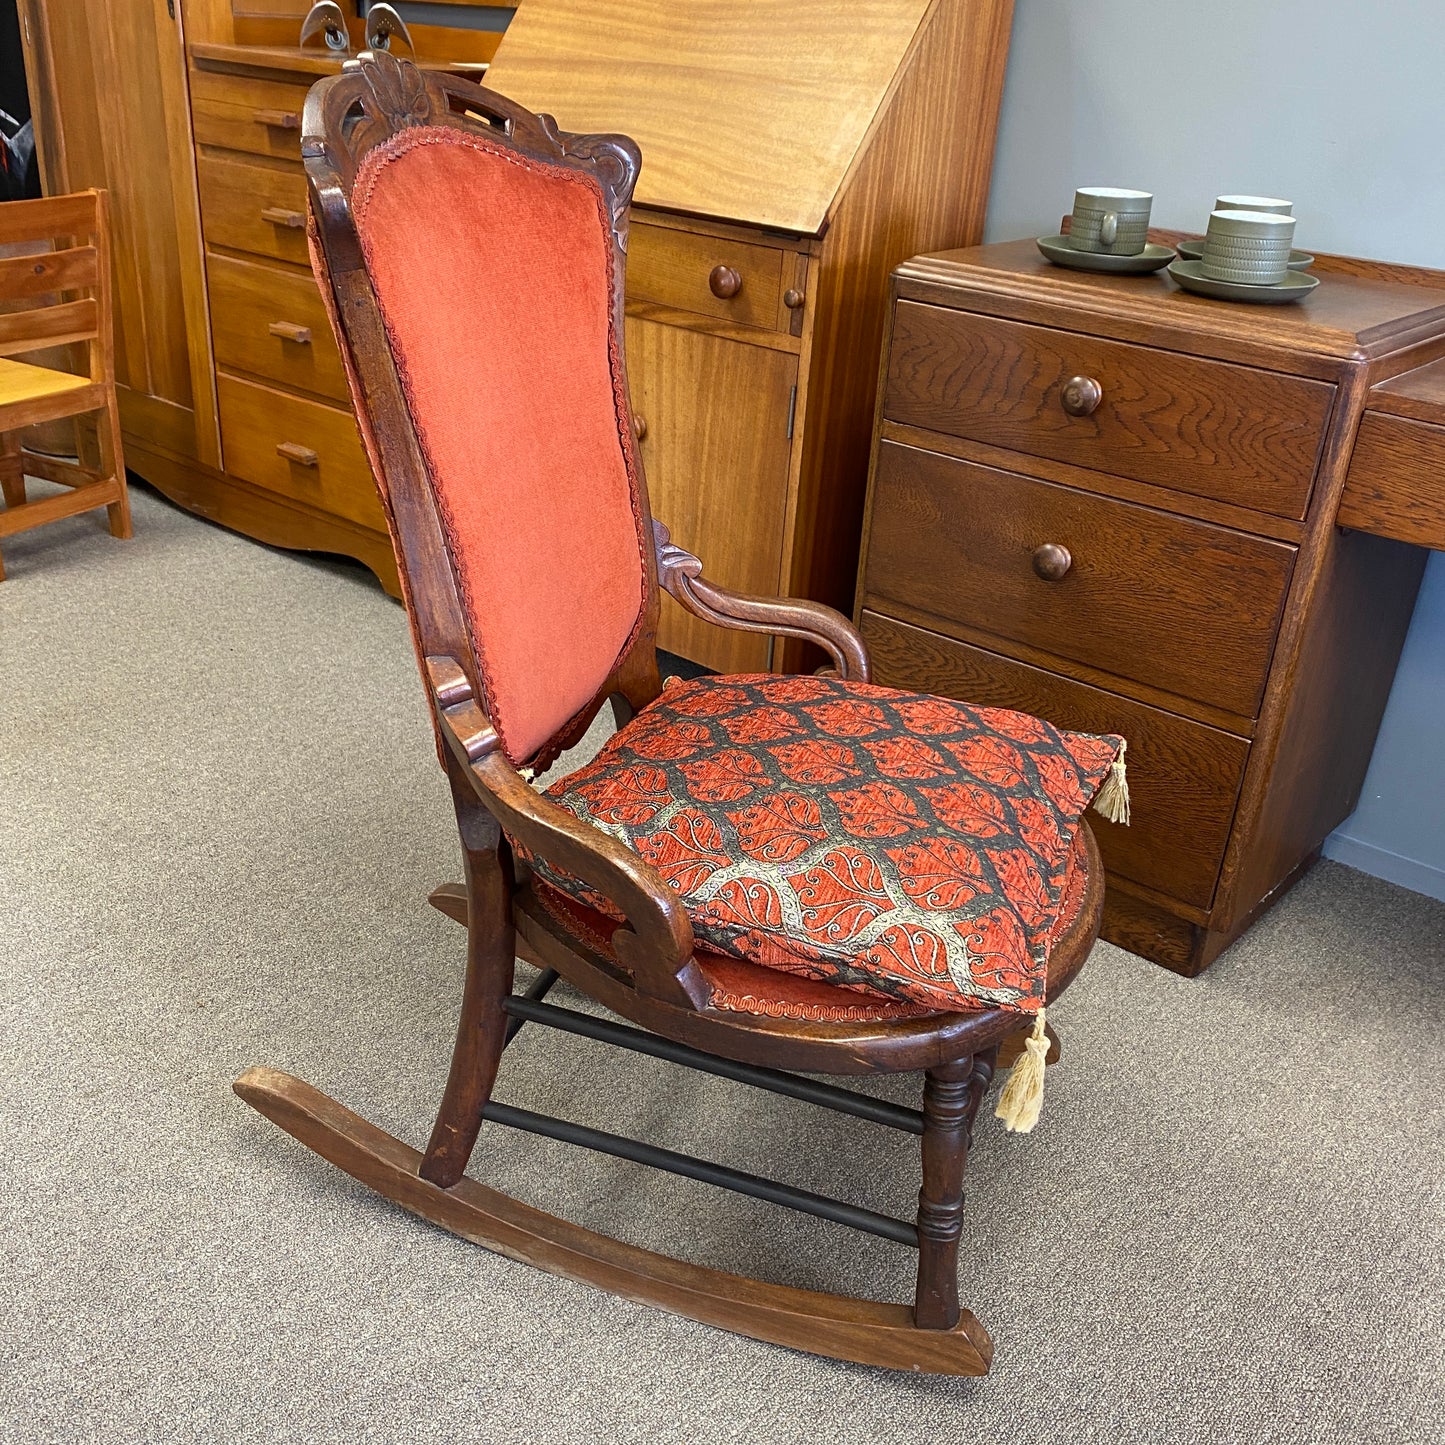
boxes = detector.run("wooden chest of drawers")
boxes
[858,239,1445,972]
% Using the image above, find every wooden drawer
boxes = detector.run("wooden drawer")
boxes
[190,67,309,162]
[859,611,1250,910]
[198,153,309,266]
[217,374,384,533]
[1338,409,1445,549]
[883,302,1335,519]
[209,254,348,404]
[862,441,1296,719]
[628,220,789,332]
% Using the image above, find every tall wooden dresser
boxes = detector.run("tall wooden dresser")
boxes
[857,239,1445,973]
[484,0,1015,672]
[19,0,502,596]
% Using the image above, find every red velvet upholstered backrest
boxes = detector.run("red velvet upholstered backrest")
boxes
[346,123,648,765]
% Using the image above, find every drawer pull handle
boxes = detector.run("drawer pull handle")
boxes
[261,207,306,229]
[1031,543,1073,581]
[632,414,648,441]
[277,442,319,467]
[783,288,805,309]
[1060,375,1103,417]
[254,108,300,130]
[708,264,743,299]
[268,320,313,345]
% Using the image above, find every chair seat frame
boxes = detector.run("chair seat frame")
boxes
[234,52,1102,1377]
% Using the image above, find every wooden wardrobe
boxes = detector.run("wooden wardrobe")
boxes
[19,1,1014,664]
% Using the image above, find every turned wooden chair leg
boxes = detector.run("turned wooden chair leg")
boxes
[914,1050,995,1330]
[419,773,516,1189]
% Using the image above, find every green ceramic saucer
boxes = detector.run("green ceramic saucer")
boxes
[1176,238,1314,269]
[1036,234,1175,274]
[1168,258,1320,304]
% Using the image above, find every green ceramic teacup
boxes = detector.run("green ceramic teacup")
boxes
[1201,209,1296,286]
[1069,187,1152,255]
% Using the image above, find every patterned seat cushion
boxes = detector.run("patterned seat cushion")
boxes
[526,675,1123,1016]
[532,825,1092,1023]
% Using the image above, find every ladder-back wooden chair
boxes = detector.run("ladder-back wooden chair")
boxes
[235,53,1127,1376]
[0,190,130,581]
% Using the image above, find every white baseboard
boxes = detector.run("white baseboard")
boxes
[1321,834,1445,903]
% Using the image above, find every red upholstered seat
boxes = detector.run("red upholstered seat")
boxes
[524,674,1122,1017]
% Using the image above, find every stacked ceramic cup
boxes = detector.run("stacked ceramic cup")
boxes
[1200,197,1297,287]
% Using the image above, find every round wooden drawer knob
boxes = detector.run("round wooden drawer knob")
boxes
[633,414,648,441]
[1031,543,1073,581]
[1060,375,1104,417]
[708,265,743,299]
[783,288,806,309]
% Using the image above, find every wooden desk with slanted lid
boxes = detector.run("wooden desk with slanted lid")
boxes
[857,237,1445,973]
[484,0,1016,673]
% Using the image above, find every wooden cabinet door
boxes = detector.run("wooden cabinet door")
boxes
[21,0,216,465]
[623,316,797,673]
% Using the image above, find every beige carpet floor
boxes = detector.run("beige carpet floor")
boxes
[1,483,1442,1444]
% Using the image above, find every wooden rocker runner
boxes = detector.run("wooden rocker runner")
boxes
[235,54,1123,1376]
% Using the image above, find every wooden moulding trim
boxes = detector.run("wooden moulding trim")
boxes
[124,434,398,582]
[231,1067,994,1375]
[878,422,1309,545]
[189,41,490,83]
[892,263,1353,378]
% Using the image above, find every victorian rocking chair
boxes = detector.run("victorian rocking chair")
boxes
[234,53,1124,1377]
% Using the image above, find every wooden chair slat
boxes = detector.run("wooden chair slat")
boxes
[0,191,99,246]
[0,297,101,353]
[0,245,101,300]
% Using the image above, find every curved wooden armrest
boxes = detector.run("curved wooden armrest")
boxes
[425,657,707,1009]
[652,521,871,681]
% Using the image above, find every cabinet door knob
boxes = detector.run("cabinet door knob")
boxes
[1060,375,1103,417]
[708,264,742,299]
[1032,543,1073,581]
[268,320,312,344]
[632,414,648,441]
[261,207,306,229]
[276,441,319,467]
[783,288,805,309]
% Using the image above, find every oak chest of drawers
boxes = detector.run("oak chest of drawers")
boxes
[857,239,1445,972]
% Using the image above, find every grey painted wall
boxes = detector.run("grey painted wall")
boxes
[981,0,1445,900]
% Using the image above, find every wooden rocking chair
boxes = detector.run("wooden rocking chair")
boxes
[235,53,1110,1376]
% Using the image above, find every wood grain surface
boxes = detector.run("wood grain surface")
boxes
[883,301,1334,519]
[216,372,385,533]
[483,0,939,234]
[1339,411,1445,549]
[623,314,796,673]
[197,151,310,265]
[862,441,1296,718]
[208,252,349,404]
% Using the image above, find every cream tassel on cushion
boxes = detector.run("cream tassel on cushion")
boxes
[995,1008,1049,1134]
[1092,738,1131,826]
